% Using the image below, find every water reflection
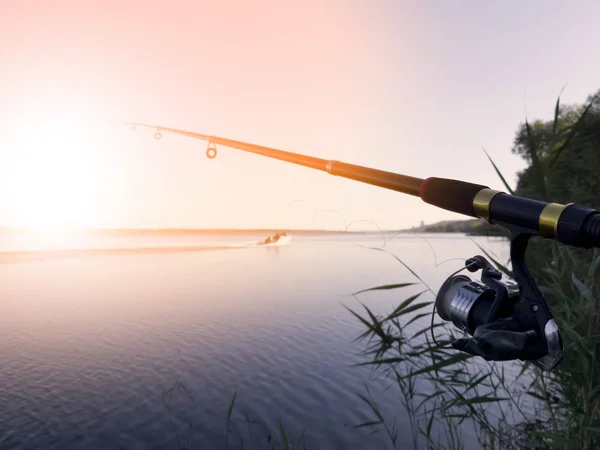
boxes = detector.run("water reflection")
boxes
[0,233,512,449]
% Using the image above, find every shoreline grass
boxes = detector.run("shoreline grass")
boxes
[160,89,598,449]
[345,88,600,449]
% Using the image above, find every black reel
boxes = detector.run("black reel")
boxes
[435,231,563,371]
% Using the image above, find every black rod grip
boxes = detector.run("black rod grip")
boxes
[489,196,600,249]
[580,212,600,248]
[419,177,488,217]
[488,194,548,231]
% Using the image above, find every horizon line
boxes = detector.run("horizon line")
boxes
[0,226,416,234]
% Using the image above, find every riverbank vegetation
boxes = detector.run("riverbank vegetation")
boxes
[168,89,598,449]
[349,88,600,449]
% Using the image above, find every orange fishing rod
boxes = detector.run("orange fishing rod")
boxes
[122,120,600,371]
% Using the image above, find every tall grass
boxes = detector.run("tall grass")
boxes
[163,381,307,450]
[159,91,598,449]
[348,252,540,450]
[347,91,600,449]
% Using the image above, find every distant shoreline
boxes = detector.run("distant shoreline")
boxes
[0,230,508,266]
[0,227,509,237]
[0,218,509,236]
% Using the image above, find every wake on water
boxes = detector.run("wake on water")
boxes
[0,235,293,265]
[249,234,293,248]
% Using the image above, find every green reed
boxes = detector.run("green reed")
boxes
[162,89,599,449]
[347,89,600,449]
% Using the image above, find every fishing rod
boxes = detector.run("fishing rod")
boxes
[122,121,600,371]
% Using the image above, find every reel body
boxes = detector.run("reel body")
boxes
[435,230,563,371]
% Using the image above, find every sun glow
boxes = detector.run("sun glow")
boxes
[3,108,110,230]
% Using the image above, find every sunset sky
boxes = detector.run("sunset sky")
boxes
[1,0,598,230]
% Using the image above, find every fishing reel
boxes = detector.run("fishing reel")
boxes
[435,232,563,371]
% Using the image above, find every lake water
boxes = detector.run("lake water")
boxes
[0,231,517,449]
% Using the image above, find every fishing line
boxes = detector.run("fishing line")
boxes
[116,120,600,371]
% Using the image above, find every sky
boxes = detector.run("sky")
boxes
[0,0,599,230]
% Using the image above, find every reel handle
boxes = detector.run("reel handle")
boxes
[453,321,540,361]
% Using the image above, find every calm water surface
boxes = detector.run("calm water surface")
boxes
[0,232,515,449]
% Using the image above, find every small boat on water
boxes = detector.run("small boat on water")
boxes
[261,232,290,245]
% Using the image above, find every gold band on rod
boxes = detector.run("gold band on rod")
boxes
[539,203,571,238]
[472,189,503,222]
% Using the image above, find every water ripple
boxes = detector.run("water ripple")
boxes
[0,235,519,449]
